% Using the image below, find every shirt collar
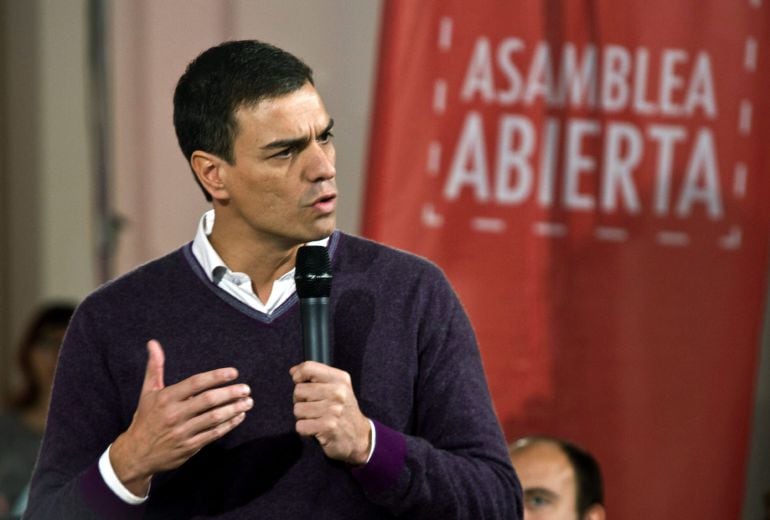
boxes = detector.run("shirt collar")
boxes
[191,209,330,284]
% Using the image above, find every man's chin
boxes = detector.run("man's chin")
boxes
[309,229,335,242]
[312,217,336,239]
[296,225,335,245]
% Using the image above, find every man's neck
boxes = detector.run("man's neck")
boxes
[208,226,300,304]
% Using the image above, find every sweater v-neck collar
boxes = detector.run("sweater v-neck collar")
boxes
[182,230,341,324]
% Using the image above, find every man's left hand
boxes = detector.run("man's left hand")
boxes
[290,361,372,466]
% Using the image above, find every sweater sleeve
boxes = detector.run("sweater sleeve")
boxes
[23,301,146,520]
[352,267,523,519]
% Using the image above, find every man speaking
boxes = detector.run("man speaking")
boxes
[24,40,521,519]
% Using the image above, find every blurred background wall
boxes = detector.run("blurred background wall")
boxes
[1,0,95,398]
[0,1,767,518]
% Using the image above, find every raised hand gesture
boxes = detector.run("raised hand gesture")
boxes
[110,340,253,496]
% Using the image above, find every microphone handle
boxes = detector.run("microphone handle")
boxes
[300,297,330,364]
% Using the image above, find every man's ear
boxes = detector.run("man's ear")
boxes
[582,504,606,520]
[190,151,229,201]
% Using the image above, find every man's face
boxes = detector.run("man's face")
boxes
[214,82,337,247]
[510,442,581,520]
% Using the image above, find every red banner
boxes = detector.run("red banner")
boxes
[363,1,770,518]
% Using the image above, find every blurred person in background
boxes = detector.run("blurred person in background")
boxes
[0,303,76,518]
[509,436,605,520]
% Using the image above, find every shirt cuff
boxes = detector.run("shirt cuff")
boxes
[365,418,376,464]
[79,455,147,520]
[350,419,407,495]
[98,445,149,504]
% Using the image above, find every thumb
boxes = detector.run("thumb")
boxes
[142,339,165,393]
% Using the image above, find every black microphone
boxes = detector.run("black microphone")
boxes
[295,245,332,364]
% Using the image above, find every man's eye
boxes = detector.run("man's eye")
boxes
[271,148,295,159]
[318,131,334,144]
[526,494,552,509]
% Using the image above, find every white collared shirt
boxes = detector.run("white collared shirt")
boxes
[191,210,329,313]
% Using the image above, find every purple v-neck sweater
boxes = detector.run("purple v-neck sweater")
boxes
[25,232,521,519]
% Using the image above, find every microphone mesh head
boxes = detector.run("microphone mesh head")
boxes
[295,245,332,298]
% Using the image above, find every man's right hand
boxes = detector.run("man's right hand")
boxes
[109,339,253,497]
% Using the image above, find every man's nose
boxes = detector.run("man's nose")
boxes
[305,142,336,182]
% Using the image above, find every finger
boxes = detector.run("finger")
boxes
[181,383,251,418]
[290,361,330,383]
[142,340,166,394]
[188,411,248,449]
[288,361,323,377]
[185,396,254,436]
[165,366,240,401]
[290,361,346,385]
[171,411,248,460]
[293,400,342,420]
[295,417,336,439]
[294,382,348,404]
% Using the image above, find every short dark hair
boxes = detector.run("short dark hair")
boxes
[510,436,604,516]
[559,439,604,516]
[173,40,314,201]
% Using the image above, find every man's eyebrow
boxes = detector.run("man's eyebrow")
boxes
[261,118,334,151]
[523,487,559,501]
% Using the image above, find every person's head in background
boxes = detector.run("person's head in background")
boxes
[509,436,605,520]
[9,302,76,431]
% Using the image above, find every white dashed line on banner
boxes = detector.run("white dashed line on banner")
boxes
[421,204,444,228]
[433,79,447,114]
[533,222,568,237]
[719,227,743,249]
[733,163,748,197]
[595,227,629,242]
[471,218,506,233]
[427,18,452,194]
[657,231,690,247]
[745,37,758,71]
[739,100,753,135]
[426,141,442,175]
[439,17,453,50]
